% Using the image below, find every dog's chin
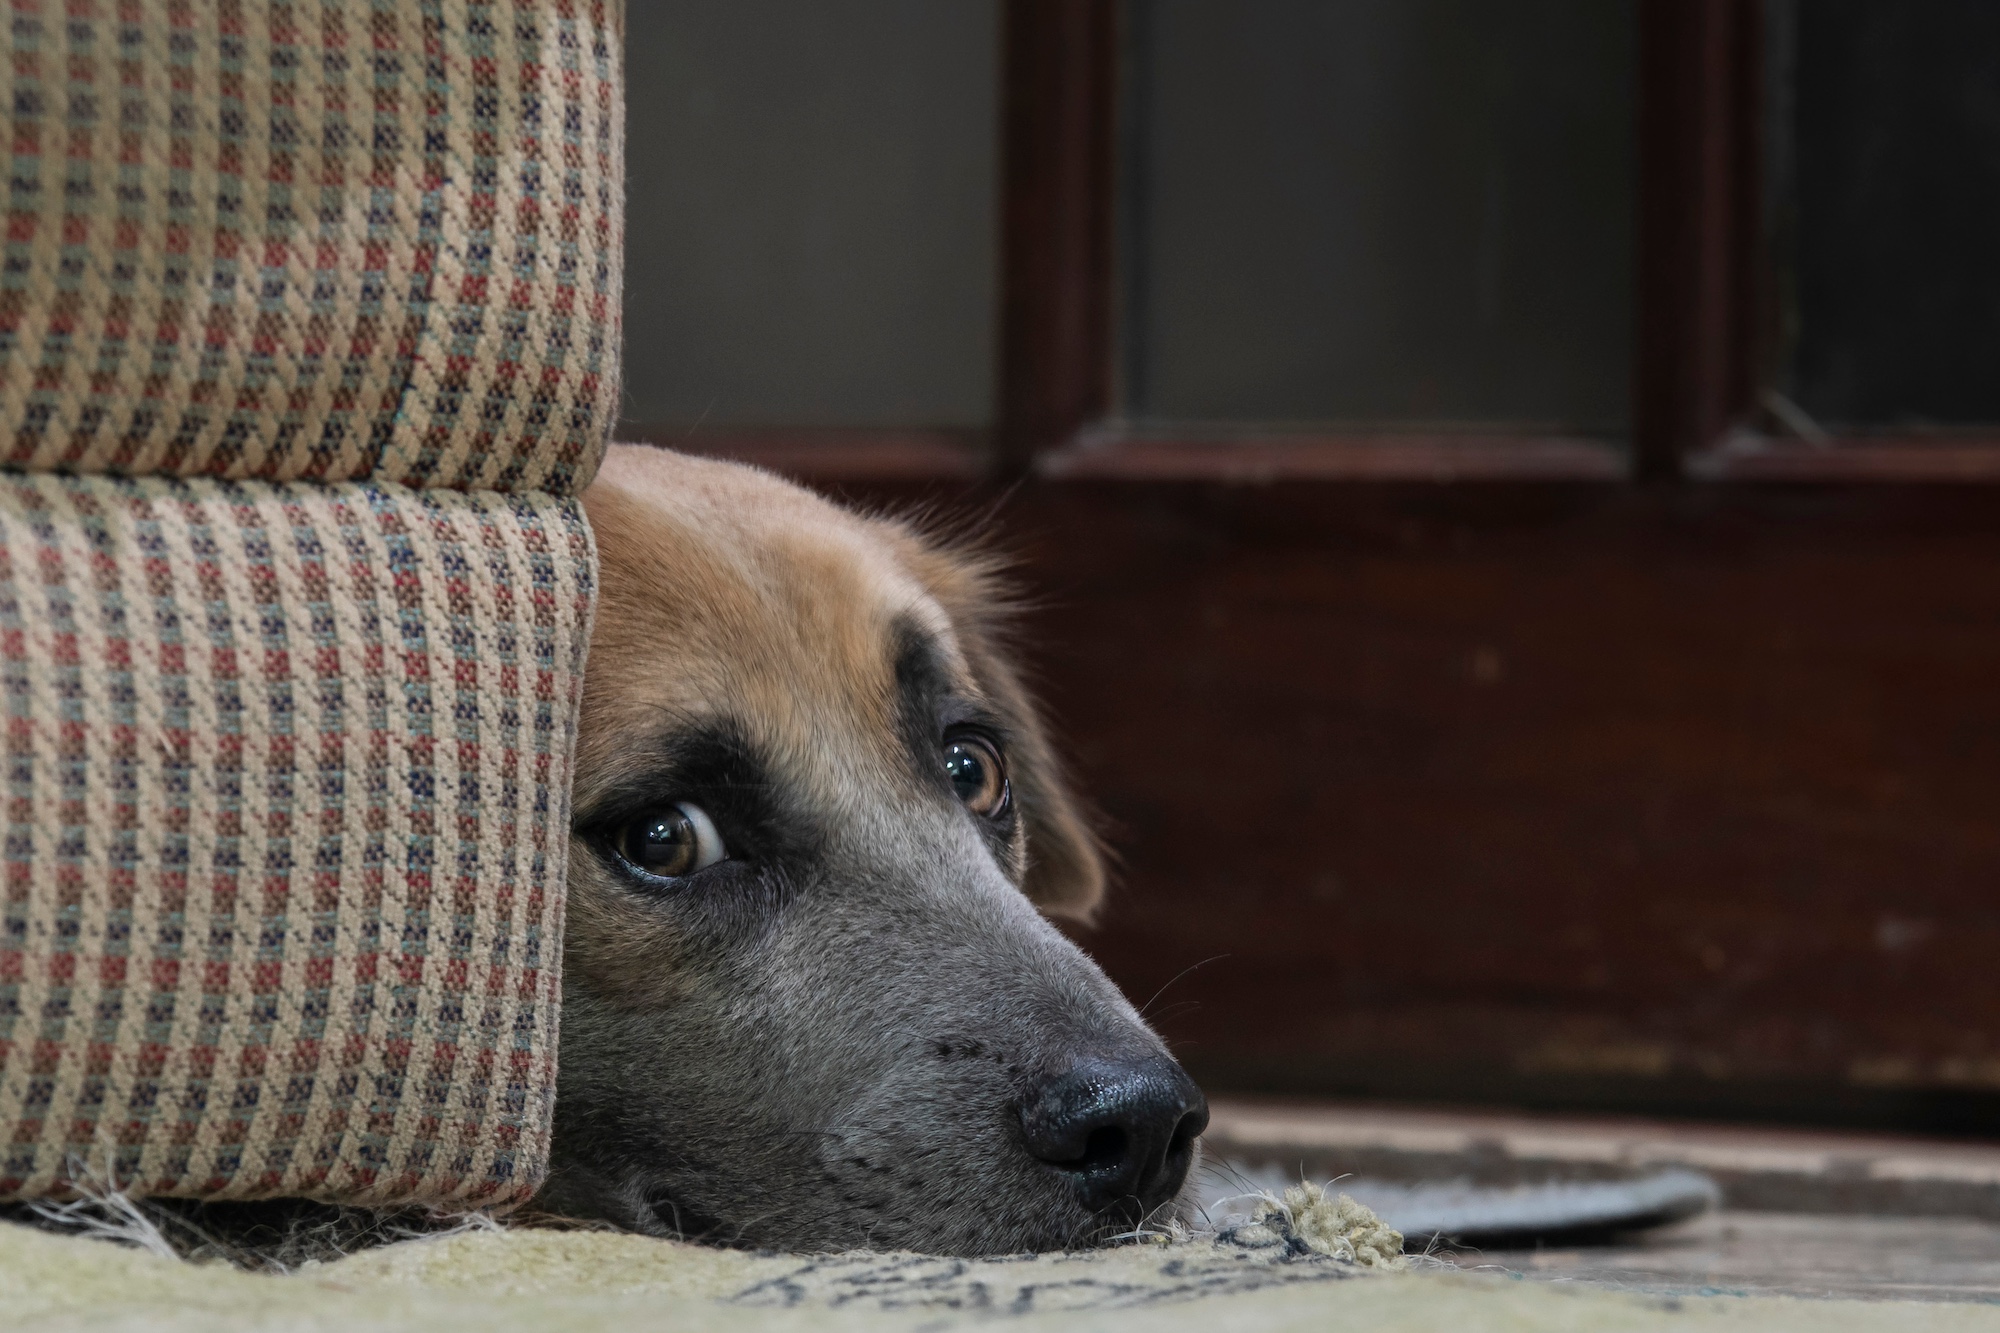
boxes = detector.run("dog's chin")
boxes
[620,1184,1087,1255]
[617,1163,1202,1257]
[636,1186,730,1244]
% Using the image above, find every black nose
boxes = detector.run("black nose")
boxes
[1019,1055,1208,1223]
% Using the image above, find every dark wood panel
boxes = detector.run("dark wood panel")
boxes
[821,473,2000,1133]
[1635,0,1763,476]
[1042,432,1626,482]
[664,428,2000,487]
[632,428,988,480]
[997,0,1117,469]
[1692,435,2000,482]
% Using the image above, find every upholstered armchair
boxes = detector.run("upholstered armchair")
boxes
[0,0,622,1208]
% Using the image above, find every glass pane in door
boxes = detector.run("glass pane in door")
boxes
[1121,0,1637,435]
[623,2,998,431]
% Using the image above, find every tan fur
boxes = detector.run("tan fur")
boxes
[579,443,1103,922]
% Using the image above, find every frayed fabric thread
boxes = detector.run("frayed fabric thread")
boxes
[11,1177,1406,1283]
[1226,1182,1406,1269]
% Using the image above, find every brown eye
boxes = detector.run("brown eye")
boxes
[617,802,726,879]
[943,736,1009,818]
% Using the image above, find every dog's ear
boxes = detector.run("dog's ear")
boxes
[889,525,1107,923]
[964,634,1108,924]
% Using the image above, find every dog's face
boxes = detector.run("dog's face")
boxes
[536,445,1205,1254]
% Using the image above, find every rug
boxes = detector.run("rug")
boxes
[7,1188,2000,1332]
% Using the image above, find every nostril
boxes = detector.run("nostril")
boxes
[1018,1054,1206,1219]
[1167,1109,1203,1159]
[1075,1125,1128,1173]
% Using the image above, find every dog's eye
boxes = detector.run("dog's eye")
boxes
[943,735,1009,818]
[617,802,726,879]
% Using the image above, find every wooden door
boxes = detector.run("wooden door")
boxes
[624,0,2000,1133]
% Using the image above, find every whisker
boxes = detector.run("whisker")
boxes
[1137,955,1228,1020]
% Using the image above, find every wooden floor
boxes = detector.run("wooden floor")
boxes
[1445,1211,2000,1303]
[1205,1097,2000,1217]
[1202,1098,2000,1303]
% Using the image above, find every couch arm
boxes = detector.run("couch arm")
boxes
[0,474,593,1206]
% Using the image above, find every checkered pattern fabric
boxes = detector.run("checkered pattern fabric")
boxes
[0,0,622,494]
[0,475,593,1205]
[0,0,618,1207]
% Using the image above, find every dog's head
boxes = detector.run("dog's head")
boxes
[536,445,1205,1253]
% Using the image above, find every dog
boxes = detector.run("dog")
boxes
[533,443,1208,1254]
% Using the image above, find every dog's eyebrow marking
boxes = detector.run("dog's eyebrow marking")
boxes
[575,718,774,823]
[891,618,1011,761]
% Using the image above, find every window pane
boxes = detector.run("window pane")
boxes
[1774,0,2000,429]
[1121,0,1636,433]
[623,2,997,430]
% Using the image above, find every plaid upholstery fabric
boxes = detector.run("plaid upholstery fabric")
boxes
[0,0,622,495]
[0,473,593,1205]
